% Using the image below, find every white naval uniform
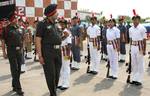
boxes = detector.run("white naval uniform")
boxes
[106,27,120,77]
[58,28,72,88]
[87,24,101,72]
[129,24,147,83]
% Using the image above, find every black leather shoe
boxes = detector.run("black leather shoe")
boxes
[119,60,125,63]
[107,76,113,79]
[130,81,137,85]
[57,86,62,89]
[87,71,93,74]
[12,88,17,92]
[60,87,68,90]
[92,71,98,75]
[111,77,118,80]
[71,67,79,70]
[21,71,25,74]
[135,82,142,86]
[16,90,24,96]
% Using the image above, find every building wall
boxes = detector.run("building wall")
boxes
[15,0,78,24]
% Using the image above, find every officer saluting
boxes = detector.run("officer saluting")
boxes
[36,4,62,96]
[129,15,147,86]
[1,3,24,95]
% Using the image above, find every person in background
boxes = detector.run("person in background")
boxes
[58,19,72,90]
[24,21,32,59]
[70,16,81,70]
[118,17,127,63]
[1,15,24,95]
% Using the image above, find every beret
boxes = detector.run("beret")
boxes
[44,4,57,16]
[0,4,16,21]
[72,16,78,20]
[109,19,116,22]
[90,16,97,20]
[59,19,67,24]
[132,15,141,20]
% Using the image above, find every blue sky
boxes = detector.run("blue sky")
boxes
[78,0,150,18]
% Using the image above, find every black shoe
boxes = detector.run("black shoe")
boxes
[135,82,142,86]
[60,87,68,90]
[107,76,113,79]
[130,81,137,85]
[87,71,93,74]
[20,71,25,74]
[16,90,24,95]
[57,86,62,89]
[119,60,125,63]
[92,71,98,75]
[12,88,17,92]
[111,76,118,80]
[71,67,79,70]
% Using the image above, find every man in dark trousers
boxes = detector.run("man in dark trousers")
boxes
[126,21,131,43]
[1,3,24,96]
[70,16,81,70]
[36,4,62,96]
[101,20,108,61]
[118,17,127,63]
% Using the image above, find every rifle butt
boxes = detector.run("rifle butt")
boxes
[126,75,130,83]
[86,65,90,73]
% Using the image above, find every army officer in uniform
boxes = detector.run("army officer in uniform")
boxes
[36,4,62,96]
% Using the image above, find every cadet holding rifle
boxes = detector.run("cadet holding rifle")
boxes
[106,19,120,79]
[129,15,147,86]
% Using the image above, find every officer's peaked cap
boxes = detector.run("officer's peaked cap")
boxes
[44,4,57,17]
[0,3,16,21]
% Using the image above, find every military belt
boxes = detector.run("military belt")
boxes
[131,41,139,46]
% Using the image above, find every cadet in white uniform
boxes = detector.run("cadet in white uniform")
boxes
[58,19,72,90]
[129,16,147,86]
[87,17,101,75]
[106,19,120,79]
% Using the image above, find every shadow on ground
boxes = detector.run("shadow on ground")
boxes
[27,65,42,71]
[73,73,95,85]
[2,91,17,96]
[146,67,150,76]
[0,74,11,81]
[119,84,142,96]
[94,78,115,92]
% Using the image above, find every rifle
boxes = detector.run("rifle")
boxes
[106,60,110,78]
[70,54,72,68]
[86,44,91,73]
[126,51,131,83]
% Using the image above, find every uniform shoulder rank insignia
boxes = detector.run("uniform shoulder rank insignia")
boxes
[47,25,52,29]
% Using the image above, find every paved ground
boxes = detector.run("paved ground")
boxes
[0,40,150,96]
